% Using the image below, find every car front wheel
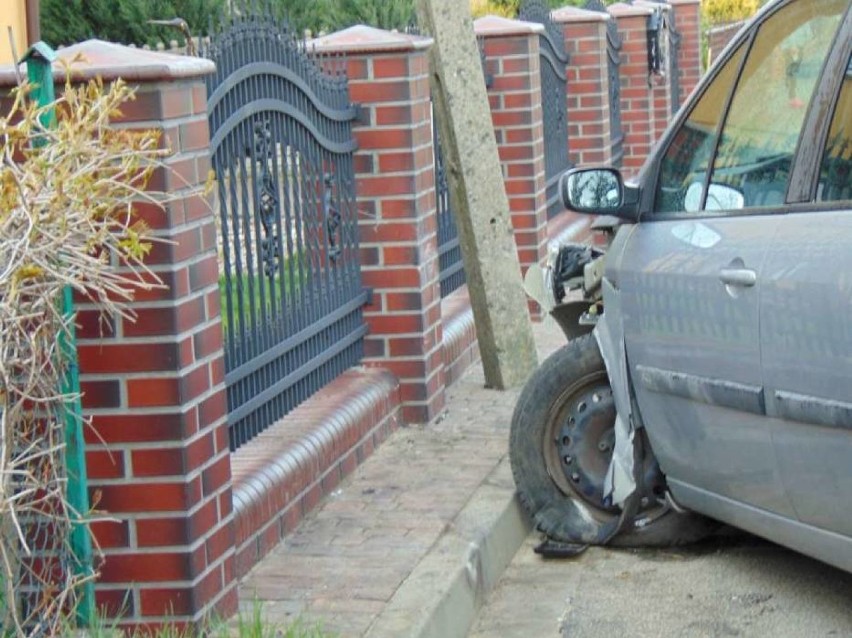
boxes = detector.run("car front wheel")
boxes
[509,334,715,547]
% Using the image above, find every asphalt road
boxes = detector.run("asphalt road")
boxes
[469,530,852,637]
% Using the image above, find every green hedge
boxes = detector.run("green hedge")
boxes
[41,0,619,47]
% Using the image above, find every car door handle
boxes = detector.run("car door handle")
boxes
[719,268,757,287]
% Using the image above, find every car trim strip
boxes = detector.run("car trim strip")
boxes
[635,365,765,415]
[774,390,852,430]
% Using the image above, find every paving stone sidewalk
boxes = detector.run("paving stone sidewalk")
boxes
[237,321,565,636]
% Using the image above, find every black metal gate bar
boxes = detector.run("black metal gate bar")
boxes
[434,118,465,298]
[520,0,572,219]
[203,5,366,450]
[584,0,625,168]
[665,3,682,114]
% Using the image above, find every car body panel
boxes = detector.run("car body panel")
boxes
[669,478,852,575]
[560,0,852,573]
[613,216,795,517]
[761,212,852,537]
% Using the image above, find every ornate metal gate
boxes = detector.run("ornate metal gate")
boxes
[666,3,682,114]
[434,124,465,298]
[520,0,571,218]
[203,8,367,450]
[585,0,625,167]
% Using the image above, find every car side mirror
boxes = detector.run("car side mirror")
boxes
[559,167,639,221]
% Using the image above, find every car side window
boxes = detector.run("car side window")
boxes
[708,0,846,210]
[817,54,852,202]
[655,46,745,214]
[654,0,846,215]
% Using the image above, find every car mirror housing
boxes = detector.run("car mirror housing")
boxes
[559,167,639,221]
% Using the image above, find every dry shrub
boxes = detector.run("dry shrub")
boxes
[0,67,165,636]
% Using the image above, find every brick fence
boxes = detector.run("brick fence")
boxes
[706,20,747,67]
[0,3,700,631]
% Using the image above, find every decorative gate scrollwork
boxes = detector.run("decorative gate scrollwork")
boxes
[203,4,367,450]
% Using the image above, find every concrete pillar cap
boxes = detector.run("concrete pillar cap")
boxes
[473,15,545,37]
[608,2,655,17]
[0,39,215,87]
[633,0,673,10]
[551,6,611,23]
[308,25,433,54]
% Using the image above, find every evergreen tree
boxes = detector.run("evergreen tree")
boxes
[268,0,334,36]
[41,0,226,46]
[40,0,92,45]
[324,0,416,32]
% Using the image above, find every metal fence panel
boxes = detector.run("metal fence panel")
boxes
[434,119,466,298]
[666,3,682,114]
[520,0,572,218]
[202,7,366,450]
[432,38,491,298]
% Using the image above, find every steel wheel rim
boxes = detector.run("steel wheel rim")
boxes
[543,371,620,514]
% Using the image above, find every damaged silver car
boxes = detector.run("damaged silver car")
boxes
[510,0,852,572]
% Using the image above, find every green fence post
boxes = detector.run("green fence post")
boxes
[22,42,96,628]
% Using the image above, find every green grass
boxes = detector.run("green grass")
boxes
[223,600,333,638]
[76,599,335,638]
[219,259,303,333]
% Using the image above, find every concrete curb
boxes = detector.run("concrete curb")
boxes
[364,457,532,638]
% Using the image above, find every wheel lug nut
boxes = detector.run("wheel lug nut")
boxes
[571,473,580,483]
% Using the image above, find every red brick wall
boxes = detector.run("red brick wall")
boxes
[0,17,709,629]
[610,3,656,177]
[670,0,702,101]
[475,17,549,317]
[476,18,548,286]
[707,20,746,67]
[554,8,614,168]
[5,42,239,632]
[634,1,675,144]
[312,29,446,424]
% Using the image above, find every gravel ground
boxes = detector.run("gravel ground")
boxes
[470,530,852,638]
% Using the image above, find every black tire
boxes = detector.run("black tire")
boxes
[509,334,715,547]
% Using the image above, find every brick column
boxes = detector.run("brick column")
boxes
[706,21,744,67]
[669,0,702,101]
[474,16,548,296]
[635,0,675,144]
[552,6,614,167]
[609,2,655,176]
[0,41,238,631]
[311,27,446,424]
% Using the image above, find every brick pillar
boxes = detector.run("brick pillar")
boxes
[4,41,237,630]
[609,2,655,176]
[474,16,548,316]
[552,6,614,167]
[311,26,446,424]
[669,0,702,101]
[635,0,675,144]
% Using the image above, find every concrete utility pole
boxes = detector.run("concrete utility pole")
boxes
[416,0,538,389]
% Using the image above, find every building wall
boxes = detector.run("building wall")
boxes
[0,0,29,65]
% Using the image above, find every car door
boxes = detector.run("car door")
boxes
[616,0,848,517]
[762,27,852,538]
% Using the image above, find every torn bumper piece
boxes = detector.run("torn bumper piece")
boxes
[594,277,637,508]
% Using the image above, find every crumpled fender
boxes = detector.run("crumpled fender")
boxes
[593,221,641,509]
[594,277,637,507]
